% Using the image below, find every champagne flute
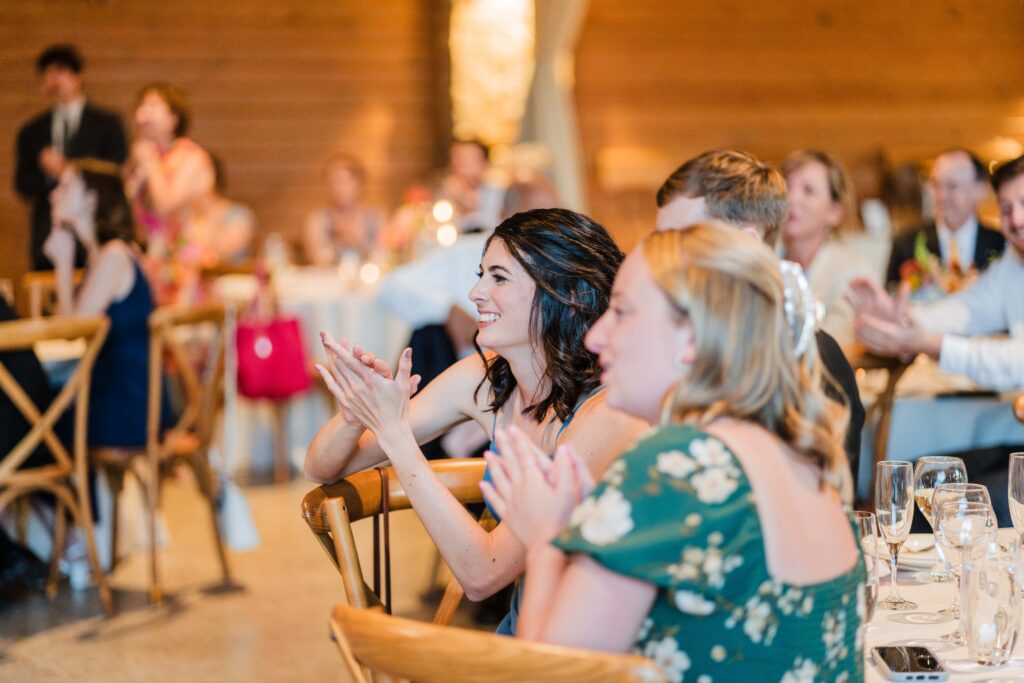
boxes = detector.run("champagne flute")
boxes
[914,456,967,582]
[935,500,996,645]
[854,511,880,625]
[875,461,917,610]
[1008,453,1024,542]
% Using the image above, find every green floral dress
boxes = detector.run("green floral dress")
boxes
[555,424,865,683]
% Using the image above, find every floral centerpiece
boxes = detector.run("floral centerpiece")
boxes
[898,231,976,301]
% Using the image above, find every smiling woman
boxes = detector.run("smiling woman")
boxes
[304,207,647,626]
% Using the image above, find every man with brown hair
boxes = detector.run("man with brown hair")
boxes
[656,149,788,244]
[656,150,866,493]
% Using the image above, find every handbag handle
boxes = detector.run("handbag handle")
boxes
[371,466,392,614]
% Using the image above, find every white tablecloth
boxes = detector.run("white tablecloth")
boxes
[857,357,1024,499]
[228,267,410,476]
[866,531,1024,681]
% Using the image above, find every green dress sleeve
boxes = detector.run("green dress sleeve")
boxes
[554,423,761,604]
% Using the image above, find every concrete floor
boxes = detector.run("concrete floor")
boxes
[0,473,494,683]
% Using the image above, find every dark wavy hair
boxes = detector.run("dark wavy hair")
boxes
[473,208,624,423]
[73,159,134,245]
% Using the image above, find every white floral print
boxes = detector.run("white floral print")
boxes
[644,637,691,683]
[657,450,698,479]
[690,438,732,468]
[821,609,849,665]
[692,467,738,504]
[780,658,819,683]
[603,458,627,487]
[667,534,743,590]
[674,590,715,616]
[568,487,634,546]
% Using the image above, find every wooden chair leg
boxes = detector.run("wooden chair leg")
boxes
[46,498,67,599]
[61,484,113,614]
[104,465,126,573]
[191,455,231,584]
[147,459,162,605]
[271,401,289,483]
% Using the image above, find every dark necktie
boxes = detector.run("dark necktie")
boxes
[61,117,71,155]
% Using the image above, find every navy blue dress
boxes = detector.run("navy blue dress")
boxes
[88,258,162,447]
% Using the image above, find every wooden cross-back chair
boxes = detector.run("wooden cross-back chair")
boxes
[330,603,667,683]
[301,458,494,625]
[22,269,86,318]
[91,303,231,603]
[852,352,910,508]
[0,315,113,612]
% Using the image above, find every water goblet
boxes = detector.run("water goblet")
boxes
[962,541,1020,667]
[914,456,967,582]
[935,500,996,645]
[932,482,993,620]
[1008,453,1024,542]
[875,461,917,610]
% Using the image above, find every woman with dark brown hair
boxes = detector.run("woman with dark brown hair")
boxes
[44,160,165,447]
[305,208,647,631]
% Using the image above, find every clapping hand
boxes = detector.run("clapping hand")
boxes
[846,277,909,324]
[314,332,421,437]
[480,426,594,548]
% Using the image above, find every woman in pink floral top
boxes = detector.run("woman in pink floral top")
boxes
[124,82,215,305]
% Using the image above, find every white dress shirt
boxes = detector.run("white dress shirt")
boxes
[936,216,978,269]
[51,97,86,153]
[914,247,1024,390]
[376,232,488,331]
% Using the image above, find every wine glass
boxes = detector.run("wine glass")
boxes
[914,456,967,582]
[854,511,880,625]
[875,461,917,610]
[936,500,997,645]
[1008,453,1024,542]
[931,483,993,620]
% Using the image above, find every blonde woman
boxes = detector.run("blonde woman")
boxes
[782,150,879,352]
[484,224,863,682]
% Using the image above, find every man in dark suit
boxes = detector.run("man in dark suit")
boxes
[885,149,1005,287]
[656,150,866,496]
[15,44,127,270]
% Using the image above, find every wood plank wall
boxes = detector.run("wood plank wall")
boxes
[0,1,449,296]
[574,0,1024,248]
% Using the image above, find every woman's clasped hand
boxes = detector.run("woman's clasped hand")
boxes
[314,332,421,439]
[479,427,595,548]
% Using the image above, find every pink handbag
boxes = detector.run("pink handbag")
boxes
[236,316,312,399]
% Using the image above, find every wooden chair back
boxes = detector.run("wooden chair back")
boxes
[302,458,492,622]
[330,603,666,683]
[21,269,85,318]
[0,316,108,480]
[148,304,227,459]
[852,351,909,507]
[91,303,231,604]
[0,315,113,611]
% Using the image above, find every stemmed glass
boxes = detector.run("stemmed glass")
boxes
[854,511,880,625]
[875,461,917,610]
[935,500,996,645]
[932,483,993,621]
[1009,453,1024,542]
[914,456,967,581]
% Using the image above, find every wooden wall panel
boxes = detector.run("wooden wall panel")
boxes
[0,0,448,299]
[575,0,1024,248]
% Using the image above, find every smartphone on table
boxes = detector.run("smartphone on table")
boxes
[872,646,948,681]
